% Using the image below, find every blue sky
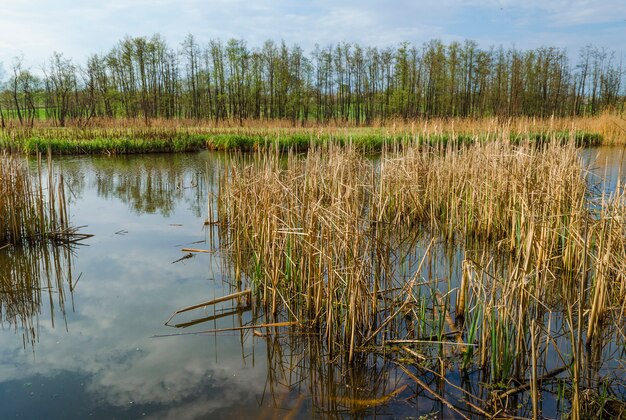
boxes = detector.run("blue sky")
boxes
[0,0,624,70]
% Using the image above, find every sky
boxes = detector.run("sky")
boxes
[0,0,625,72]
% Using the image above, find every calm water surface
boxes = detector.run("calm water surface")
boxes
[1,152,291,419]
[1,147,624,419]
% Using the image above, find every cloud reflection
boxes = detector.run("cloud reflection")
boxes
[0,153,271,417]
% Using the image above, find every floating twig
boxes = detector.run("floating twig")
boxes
[154,321,297,337]
[171,305,251,328]
[181,247,213,254]
[172,252,193,264]
[164,289,251,325]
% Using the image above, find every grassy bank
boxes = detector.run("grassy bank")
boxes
[0,114,623,154]
[0,128,606,155]
[215,139,625,417]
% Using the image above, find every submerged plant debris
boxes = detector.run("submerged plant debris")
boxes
[200,138,626,418]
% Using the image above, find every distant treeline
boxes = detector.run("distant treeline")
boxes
[0,35,624,127]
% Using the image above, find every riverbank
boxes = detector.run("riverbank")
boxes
[0,114,623,155]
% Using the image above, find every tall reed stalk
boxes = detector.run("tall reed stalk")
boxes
[0,152,86,245]
[216,135,625,416]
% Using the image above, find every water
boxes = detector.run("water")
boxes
[581,145,626,195]
[1,147,625,419]
[0,152,283,419]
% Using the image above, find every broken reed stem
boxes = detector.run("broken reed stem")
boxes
[455,259,470,323]
[164,289,251,326]
[216,135,625,416]
[1,152,77,245]
[531,319,539,420]
[154,321,297,337]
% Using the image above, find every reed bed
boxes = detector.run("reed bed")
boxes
[215,136,626,417]
[0,153,63,244]
[218,145,389,360]
[1,153,84,350]
[0,152,88,245]
[1,112,624,136]
[2,114,622,155]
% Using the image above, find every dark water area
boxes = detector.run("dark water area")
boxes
[1,147,625,419]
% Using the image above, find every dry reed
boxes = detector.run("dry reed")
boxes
[215,133,625,416]
[1,113,624,155]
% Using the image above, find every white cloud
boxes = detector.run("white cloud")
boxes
[467,0,626,26]
[0,0,624,71]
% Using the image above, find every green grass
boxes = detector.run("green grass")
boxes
[4,134,208,155]
[509,131,602,147]
[0,126,604,155]
[206,131,601,152]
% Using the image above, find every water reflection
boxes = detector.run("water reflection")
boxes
[260,331,407,417]
[0,243,75,349]
[0,148,623,419]
[54,153,215,218]
[0,151,262,419]
[581,145,626,194]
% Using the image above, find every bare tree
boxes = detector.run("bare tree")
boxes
[43,52,78,127]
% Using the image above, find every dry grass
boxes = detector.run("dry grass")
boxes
[215,134,626,416]
[0,152,88,245]
[1,113,624,155]
[0,152,81,348]
[1,152,65,244]
[1,112,624,135]
[218,145,390,360]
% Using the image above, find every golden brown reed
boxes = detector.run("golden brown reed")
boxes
[1,112,624,131]
[0,152,79,348]
[216,134,625,416]
[218,144,388,361]
[2,112,625,146]
[0,152,85,245]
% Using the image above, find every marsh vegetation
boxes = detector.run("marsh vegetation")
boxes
[0,113,623,155]
[0,152,75,244]
[0,143,624,418]
[211,137,626,418]
[2,29,626,419]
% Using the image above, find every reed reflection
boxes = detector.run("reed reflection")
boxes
[0,243,76,349]
[208,142,626,418]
